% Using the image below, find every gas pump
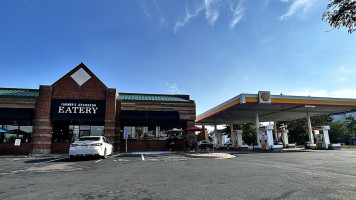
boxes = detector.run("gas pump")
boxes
[312,126,341,150]
[259,125,283,151]
[234,130,248,150]
[278,124,295,148]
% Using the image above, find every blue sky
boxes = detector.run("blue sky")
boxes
[1,0,356,115]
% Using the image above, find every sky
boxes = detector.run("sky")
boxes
[1,0,356,116]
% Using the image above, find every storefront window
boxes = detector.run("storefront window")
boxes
[123,126,136,139]
[123,125,181,140]
[1,124,32,143]
[91,126,104,136]
[54,124,104,142]
[4,133,17,143]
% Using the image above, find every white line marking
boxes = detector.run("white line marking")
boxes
[141,154,145,161]
[95,159,102,163]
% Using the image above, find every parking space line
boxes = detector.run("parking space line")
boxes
[95,159,103,163]
[141,154,145,161]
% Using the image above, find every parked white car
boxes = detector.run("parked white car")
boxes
[69,136,113,159]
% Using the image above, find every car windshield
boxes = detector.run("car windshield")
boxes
[78,137,100,141]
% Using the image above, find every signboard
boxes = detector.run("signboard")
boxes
[50,99,106,121]
[258,91,271,104]
[124,129,128,138]
[14,139,21,146]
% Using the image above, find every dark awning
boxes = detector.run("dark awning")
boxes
[0,108,34,121]
[119,111,180,123]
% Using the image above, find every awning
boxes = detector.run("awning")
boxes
[196,92,356,124]
[0,108,34,121]
[120,111,180,123]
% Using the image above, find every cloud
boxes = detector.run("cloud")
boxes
[160,17,168,28]
[260,0,270,10]
[279,0,315,20]
[166,82,180,94]
[260,37,272,45]
[139,2,152,19]
[330,89,356,99]
[290,89,328,97]
[173,0,221,33]
[230,2,245,29]
[289,88,356,99]
[204,0,220,26]
[340,67,354,73]
[174,6,204,34]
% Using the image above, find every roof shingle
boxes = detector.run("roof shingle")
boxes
[118,93,192,103]
[0,88,39,98]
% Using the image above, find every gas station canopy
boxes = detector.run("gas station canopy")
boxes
[196,91,356,124]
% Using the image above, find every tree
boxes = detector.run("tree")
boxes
[278,115,332,144]
[323,0,356,33]
[329,121,349,143]
[345,115,356,139]
[239,123,257,146]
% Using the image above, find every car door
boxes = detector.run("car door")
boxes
[103,137,112,155]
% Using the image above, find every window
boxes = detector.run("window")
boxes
[123,125,182,141]
[53,124,104,142]
[78,137,100,141]
[1,124,32,143]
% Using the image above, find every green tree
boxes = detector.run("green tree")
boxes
[239,123,257,145]
[323,0,356,33]
[196,132,202,142]
[280,118,308,144]
[278,115,332,144]
[329,121,349,143]
[345,115,356,139]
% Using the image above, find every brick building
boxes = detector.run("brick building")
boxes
[0,63,196,155]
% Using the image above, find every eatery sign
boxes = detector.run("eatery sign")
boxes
[50,99,106,121]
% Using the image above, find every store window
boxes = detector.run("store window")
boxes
[53,124,104,142]
[123,125,182,140]
[1,124,32,143]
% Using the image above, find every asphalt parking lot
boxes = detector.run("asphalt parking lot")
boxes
[1,149,356,200]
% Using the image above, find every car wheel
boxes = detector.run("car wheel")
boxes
[101,148,107,159]
[70,155,75,160]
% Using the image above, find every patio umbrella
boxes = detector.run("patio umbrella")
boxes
[201,125,206,140]
[0,128,14,133]
[185,126,203,131]
[10,129,30,135]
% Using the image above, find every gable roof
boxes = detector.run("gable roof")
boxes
[52,62,107,88]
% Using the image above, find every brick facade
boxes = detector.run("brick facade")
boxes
[31,63,116,155]
[32,85,52,154]
[1,63,196,155]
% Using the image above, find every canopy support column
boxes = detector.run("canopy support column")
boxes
[256,111,261,148]
[274,122,278,142]
[231,124,237,149]
[214,124,221,148]
[307,112,314,144]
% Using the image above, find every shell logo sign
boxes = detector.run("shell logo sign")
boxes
[258,91,271,104]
